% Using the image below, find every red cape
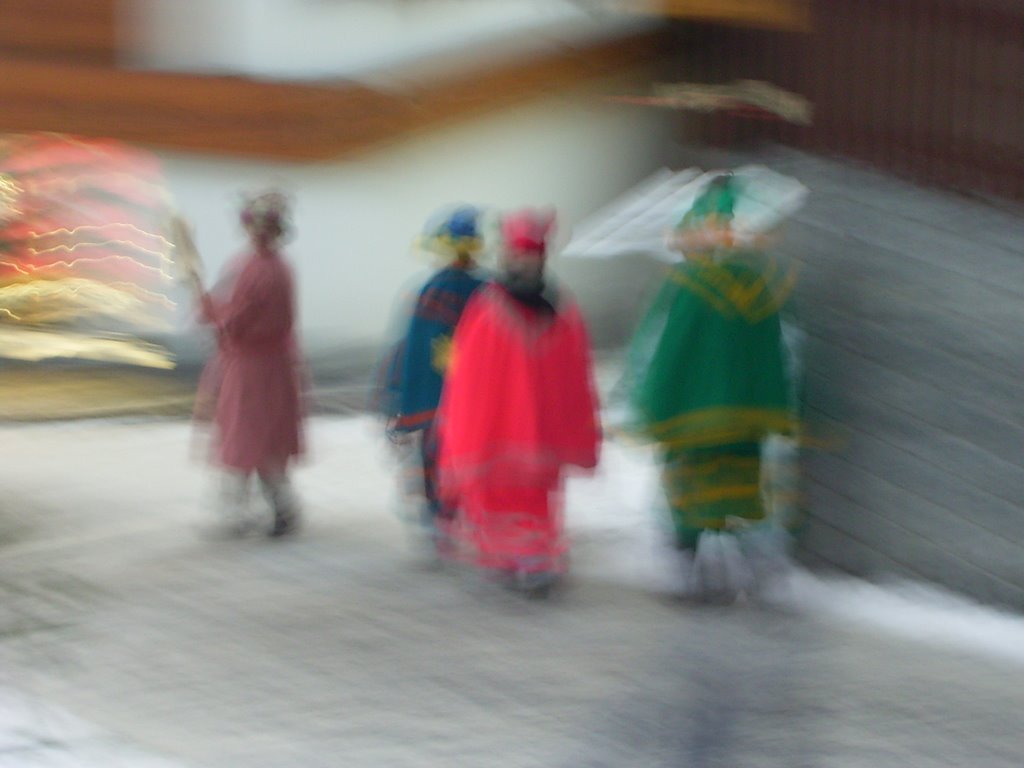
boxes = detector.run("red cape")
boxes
[438,284,600,497]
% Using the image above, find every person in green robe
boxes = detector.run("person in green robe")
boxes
[625,172,801,598]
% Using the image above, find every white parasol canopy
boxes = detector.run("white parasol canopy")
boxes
[563,165,807,263]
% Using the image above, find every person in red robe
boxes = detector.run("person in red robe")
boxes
[194,191,305,538]
[437,208,600,593]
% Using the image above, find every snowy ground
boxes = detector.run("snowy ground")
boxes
[3,415,1024,766]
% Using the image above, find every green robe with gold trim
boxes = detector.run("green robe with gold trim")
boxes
[627,252,795,548]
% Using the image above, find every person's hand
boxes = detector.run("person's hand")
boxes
[387,424,415,450]
[390,431,415,448]
[197,290,219,328]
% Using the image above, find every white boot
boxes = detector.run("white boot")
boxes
[210,472,258,538]
[259,473,300,538]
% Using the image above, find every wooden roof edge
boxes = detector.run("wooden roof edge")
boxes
[623,0,813,33]
[0,26,670,163]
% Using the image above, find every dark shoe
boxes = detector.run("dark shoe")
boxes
[513,570,559,598]
[270,508,300,538]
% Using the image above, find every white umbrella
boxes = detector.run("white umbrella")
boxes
[563,165,807,262]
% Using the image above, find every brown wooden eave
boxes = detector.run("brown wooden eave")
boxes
[0,28,670,162]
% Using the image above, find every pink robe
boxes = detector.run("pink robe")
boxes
[437,284,600,572]
[196,250,304,473]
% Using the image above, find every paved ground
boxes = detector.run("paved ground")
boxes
[3,415,1024,767]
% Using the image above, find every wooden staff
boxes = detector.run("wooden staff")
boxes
[168,213,206,301]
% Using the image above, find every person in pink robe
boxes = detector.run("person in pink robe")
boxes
[195,191,304,537]
[437,209,601,594]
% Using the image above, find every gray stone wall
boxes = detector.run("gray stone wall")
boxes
[760,149,1024,608]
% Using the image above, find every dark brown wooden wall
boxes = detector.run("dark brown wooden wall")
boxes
[682,0,1024,202]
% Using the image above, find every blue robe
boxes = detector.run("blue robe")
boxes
[393,265,487,432]
[387,264,486,525]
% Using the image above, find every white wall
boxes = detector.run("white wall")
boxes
[160,86,676,368]
[124,0,642,80]
[121,0,249,74]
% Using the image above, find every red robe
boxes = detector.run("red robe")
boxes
[437,284,600,572]
[196,250,304,474]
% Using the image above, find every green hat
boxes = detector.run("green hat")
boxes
[669,167,806,253]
